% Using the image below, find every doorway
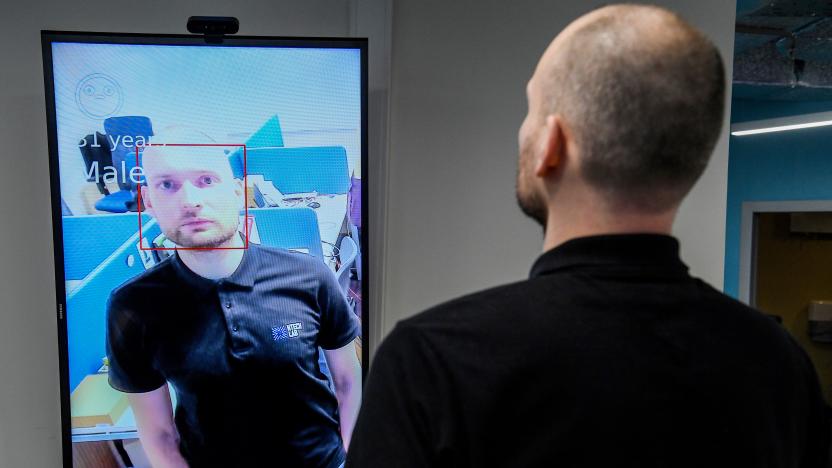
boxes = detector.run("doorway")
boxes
[741,201,832,403]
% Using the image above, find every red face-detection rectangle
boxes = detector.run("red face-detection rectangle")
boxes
[136,143,248,251]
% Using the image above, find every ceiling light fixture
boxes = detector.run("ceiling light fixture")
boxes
[730,111,832,136]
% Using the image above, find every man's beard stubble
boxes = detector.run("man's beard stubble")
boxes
[516,185,548,230]
[515,160,548,230]
[171,216,240,249]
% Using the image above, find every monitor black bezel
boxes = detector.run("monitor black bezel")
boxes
[41,30,369,467]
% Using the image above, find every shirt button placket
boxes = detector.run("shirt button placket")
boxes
[222,294,238,333]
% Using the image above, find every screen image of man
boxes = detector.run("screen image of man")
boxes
[106,128,361,468]
[347,4,830,468]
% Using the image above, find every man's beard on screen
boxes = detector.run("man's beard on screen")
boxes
[170,215,240,248]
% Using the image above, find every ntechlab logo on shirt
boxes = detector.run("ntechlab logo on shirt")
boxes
[272,322,303,341]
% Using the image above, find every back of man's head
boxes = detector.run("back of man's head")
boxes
[540,4,725,213]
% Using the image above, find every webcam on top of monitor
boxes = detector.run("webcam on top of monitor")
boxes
[187,16,240,42]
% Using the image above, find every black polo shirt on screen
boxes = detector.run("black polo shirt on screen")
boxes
[106,242,359,468]
[347,234,830,468]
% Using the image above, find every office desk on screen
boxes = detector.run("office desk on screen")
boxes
[71,383,177,442]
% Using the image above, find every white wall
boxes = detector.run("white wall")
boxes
[0,2,355,466]
[380,0,736,335]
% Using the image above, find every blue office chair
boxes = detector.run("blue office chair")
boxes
[248,207,323,259]
[62,213,151,281]
[79,132,134,213]
[104,116,153,190]
[245,146,351,195]
[90,116,153,213]
[79,132,112,194]
[94,190,136,213]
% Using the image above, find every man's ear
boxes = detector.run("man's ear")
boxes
[140,185,154,215]
[534,114,567,177]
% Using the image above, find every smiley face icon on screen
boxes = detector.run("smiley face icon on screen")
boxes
[75,73,123,119]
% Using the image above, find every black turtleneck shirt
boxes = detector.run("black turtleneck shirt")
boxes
[347,235,829,468]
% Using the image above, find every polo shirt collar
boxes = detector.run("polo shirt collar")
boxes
[171,244,258,290]
[225,244,258,288]
[529,234,688,278]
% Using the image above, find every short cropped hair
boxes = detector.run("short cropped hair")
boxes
[545,6,725,212]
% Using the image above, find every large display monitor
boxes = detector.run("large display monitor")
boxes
[42,31,367,467]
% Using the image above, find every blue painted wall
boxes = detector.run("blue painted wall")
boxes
[724,99,832,297]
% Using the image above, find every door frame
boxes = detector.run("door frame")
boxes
[739,200,832,306]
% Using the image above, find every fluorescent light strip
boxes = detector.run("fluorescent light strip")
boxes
[731,119,832,136]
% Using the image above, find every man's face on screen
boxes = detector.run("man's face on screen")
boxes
[141,146,243,248]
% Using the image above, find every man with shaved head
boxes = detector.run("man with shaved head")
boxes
[106,128,361,467]
[348,5,829,467]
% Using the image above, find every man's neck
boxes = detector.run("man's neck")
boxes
[177,234,245,280]
[542,199,677,252]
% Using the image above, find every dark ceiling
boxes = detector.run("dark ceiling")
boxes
[734,0,832,100]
